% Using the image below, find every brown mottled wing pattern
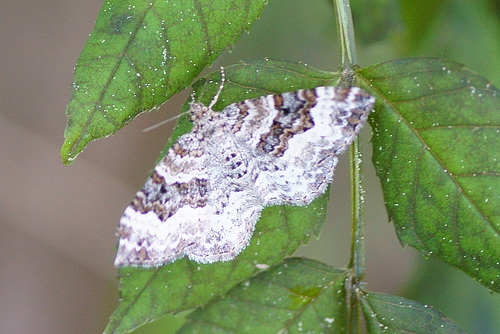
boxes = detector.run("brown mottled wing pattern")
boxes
[114,86,374,267]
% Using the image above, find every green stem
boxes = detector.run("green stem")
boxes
[334,0,364,281]
[334,0,357,84]
[334,0,365,331]
[349,140,365,281]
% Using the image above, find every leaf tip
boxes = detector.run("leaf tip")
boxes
[60,138,80,166]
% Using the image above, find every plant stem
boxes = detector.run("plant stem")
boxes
[334,0,357,85]
[349,140,365,281]
[334,0,364,281]
[334,0,365,331]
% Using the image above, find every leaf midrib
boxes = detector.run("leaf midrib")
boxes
[70,2,155,158]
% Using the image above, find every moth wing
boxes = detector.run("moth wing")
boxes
[229,87,374,206]
[115,126,263,267]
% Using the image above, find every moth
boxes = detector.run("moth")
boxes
[115,77,374,267]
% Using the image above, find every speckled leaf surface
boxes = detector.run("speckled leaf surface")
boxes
[360,291,465,333]
[105,60,345,334]
[179,258,349,333]
[178,259,465,333]
[359,58,500,292]
[61,0,268,164]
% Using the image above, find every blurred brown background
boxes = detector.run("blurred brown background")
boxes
[1,0,498,333]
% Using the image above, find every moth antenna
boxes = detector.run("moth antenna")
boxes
[141,111,188,132]
[147,68,225,132]
[208,67,225,110]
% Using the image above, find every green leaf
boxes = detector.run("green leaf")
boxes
[105,60,344,334]
[358,58,500,292]
[179,259,465,333]
[360,291,465,333]
[61,0,268,165]
[179,258,349,333]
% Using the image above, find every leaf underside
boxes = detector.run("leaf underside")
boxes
[105,60,346,334]
[359,57,500,293]
[61,0,268,164]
